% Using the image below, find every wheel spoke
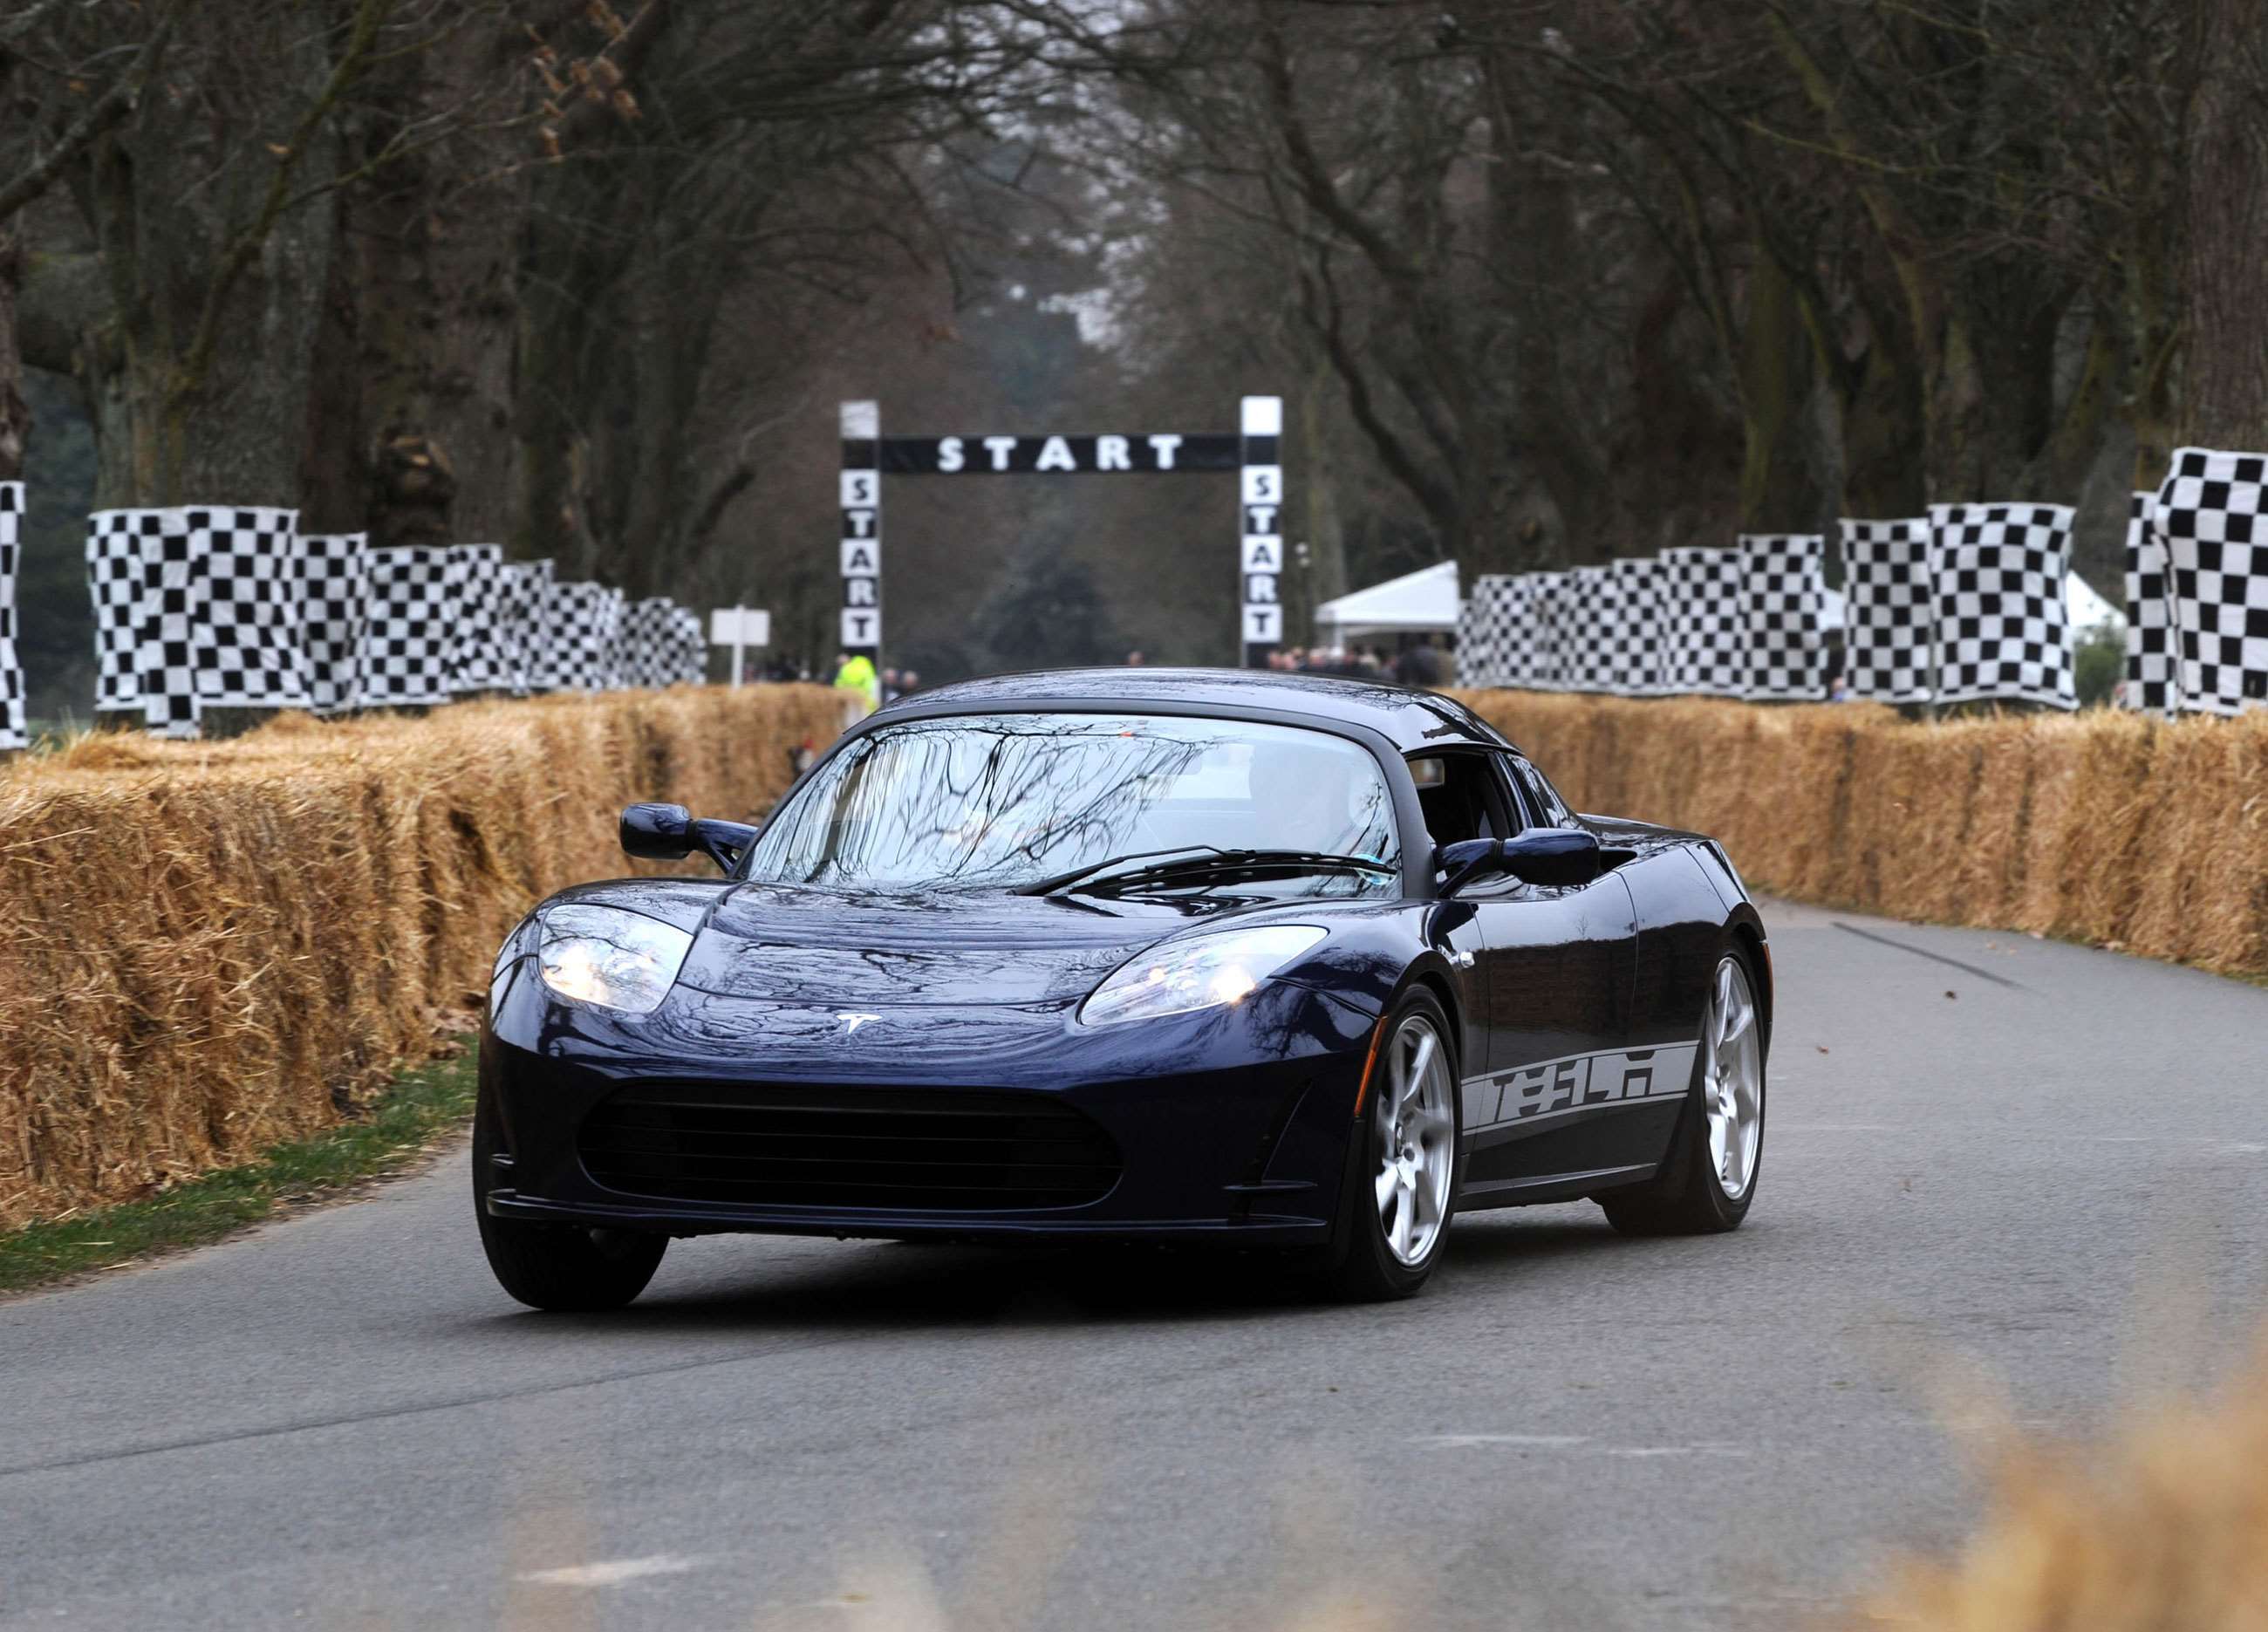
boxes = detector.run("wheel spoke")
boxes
[1401,1033,1436,1110]
[1375,1164,1400,1212]
[1388,1182,1415,1260]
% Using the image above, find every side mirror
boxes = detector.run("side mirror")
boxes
[619,802,759,874]
[1434,828,1604,896]
[1501,827,1603,887]
[620,802,693,860]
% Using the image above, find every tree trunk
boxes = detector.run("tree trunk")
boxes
[2180,0,2268,449]
[0,231,30,481]
[1736,245,1827,532]
[75,15,347,508]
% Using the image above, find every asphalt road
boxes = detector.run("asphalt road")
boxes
[5,899,2267,1631]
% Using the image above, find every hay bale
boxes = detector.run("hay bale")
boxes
[1452,689,2268,979]
[0,686,844,1229]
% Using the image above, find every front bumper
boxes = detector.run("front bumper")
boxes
[480,963,1377,1245]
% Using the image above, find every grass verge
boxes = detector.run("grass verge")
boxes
[0,1040,476,1299]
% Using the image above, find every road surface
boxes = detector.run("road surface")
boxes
[4,899,2266,1629]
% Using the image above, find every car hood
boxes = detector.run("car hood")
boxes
[673,881,1281,1007]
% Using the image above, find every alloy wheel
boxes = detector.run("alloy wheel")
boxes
[1373,1013,1456,1267]
[1704,956,1763,1199]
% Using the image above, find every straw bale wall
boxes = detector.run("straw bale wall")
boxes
[0,686,846,1228]
[1457,692,2268,979]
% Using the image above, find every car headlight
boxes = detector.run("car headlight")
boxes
[1079,925,1328,1027]
[536,905,694,1015]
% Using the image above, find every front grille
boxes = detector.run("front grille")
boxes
[577,1084,1123,1212]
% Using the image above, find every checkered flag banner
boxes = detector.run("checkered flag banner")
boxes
[106,509,202,736]
[1660,546,1745,697]
[546,579,622,693]
[1460,584,1496,688]
[1929,503,2076,709]
[501,559,555,693]
[1738,535,1828,701]
[2152,447,2268,715]
[361,545,455,707]
[1561,566,1622,693]
[2122,490,2177,714]
[447,544,516,695]
[192,508,310,712]
[0,483,24,750]
[1456,574,1521,689]
[298,533,368,715]
[618,597,673,689]
[597,585,629,690]
[1839,518,1935,704]
[1609,556,1670,696]
[86,510,147,714]
[665,604,706,686]
[1527,571,1574,692]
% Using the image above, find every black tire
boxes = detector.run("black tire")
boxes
[472,1080,666,1311]
[1598,942,1766,1237]
[1318,988,1464,1301]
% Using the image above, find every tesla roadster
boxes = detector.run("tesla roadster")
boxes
[475,668,1769,1308]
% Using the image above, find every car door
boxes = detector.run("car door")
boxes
[1454,754,1659,1205]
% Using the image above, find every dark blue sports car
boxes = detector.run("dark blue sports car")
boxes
[475,668,1769,1308]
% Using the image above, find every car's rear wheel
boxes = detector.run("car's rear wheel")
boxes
[1320,990,1462,1301]
[1599,946,1766,1236]
[472,1081,666,1311]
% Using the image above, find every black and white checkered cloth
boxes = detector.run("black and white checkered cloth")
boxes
[446,544,515,695]
[123,509,202,736]
[86,510,153,715]
[1839,518,1935,704]
[1561,565,1621,693]
[0,483,24,750]
[1609,556,1669,696]
[1929,503,2077,709]
[2151,447,2268,715]
[664,604,707,686]
[2122,490,2177,714]
[501,559,554,693]
[1660,546,1745,697]
[1530,571,1576,691]
[617,597,670,689]
[297,533,368,715]
[191,508,311,711]
[547,579,623,693]
[361,545,455,707]
[1738,534,1828,701]
[1456,574,1520,689]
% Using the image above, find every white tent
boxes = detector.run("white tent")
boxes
[1312,560,1460,643]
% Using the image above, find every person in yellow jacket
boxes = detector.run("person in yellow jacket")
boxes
[832,652,880,715]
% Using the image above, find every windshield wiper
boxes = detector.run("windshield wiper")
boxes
[1015,846,1232,897]
[1033,849,1397,898]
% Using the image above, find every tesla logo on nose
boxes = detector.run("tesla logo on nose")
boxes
[837,1012,881,1035]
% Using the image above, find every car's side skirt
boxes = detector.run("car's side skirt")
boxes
[1458,1162,1660,1209]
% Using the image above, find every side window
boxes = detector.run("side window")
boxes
[1506,755,1578,829]
[1408,754,1512,847]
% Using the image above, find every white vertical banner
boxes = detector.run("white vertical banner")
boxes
[1240,395,1284,663]
[839,400,881,657]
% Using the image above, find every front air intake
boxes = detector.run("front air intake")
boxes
[577,1082,1122,1212]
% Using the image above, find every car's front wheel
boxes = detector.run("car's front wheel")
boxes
[472,1081,666,1311]
[1320,990,1462,1301]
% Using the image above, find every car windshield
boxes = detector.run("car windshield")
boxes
[743,712,1402,895]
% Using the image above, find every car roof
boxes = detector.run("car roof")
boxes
[879,666,1516,754]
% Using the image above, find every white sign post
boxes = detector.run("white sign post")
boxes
[709,606,772,686]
